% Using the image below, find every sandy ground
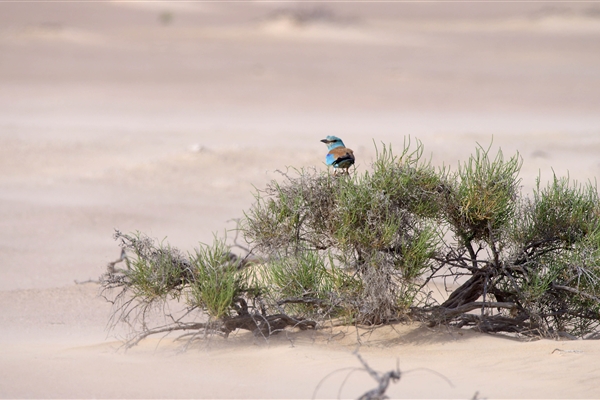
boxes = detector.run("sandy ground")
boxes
[1,2,600,398]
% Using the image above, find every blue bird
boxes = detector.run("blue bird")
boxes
[320,136,355,175]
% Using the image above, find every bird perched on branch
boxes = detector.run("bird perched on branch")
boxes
[320,136,355,175]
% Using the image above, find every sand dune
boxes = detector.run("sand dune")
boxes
[1,2,600,398]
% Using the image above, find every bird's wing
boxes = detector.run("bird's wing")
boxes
[325,152,337,166]
[328,147,355,167]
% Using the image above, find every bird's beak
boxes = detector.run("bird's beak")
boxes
[320,139,330,143]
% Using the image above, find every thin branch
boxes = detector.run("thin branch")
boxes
[552,284,600,303]
[277,297,328,306]
[355,352,401,400]
[106,248,127,273]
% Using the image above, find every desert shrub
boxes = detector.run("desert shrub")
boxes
[244,141,442,325]
[102,138,600,344]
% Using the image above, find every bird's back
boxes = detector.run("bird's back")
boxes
[327,146,355,169]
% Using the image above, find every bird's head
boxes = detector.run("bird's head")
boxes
[320,135,346,150]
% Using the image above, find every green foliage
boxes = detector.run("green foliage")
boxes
[447,143,522,244]
[187,238,245,319]
[119,232,191,301]
[369,139,447,219]
[265,251,333,300]
[332,173,405,253]
[244,171,338,254]
[516,175,600,246]
[400,225,439,280]
[262,250,360,318]
[570,228,600,296]
[103,232,261,327]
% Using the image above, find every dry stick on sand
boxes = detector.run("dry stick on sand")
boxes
[312,352,402,400]
[76,249,127,284]
[312,351,459,399]
[355,352,401,400]
[106,248,127,273]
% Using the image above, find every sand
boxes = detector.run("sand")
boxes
[1,2,600,398]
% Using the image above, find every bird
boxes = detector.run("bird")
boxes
[320,136,355,175]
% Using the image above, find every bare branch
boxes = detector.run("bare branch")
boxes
[355,352,401,400]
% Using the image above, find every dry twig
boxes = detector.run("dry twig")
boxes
[355,352,401,400]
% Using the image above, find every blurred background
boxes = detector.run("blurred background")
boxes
[1,1,599,290]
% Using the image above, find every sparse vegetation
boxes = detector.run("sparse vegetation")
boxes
[101,138,600,346]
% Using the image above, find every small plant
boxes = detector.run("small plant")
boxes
[187,239,245,319]
[101,232,315,347]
